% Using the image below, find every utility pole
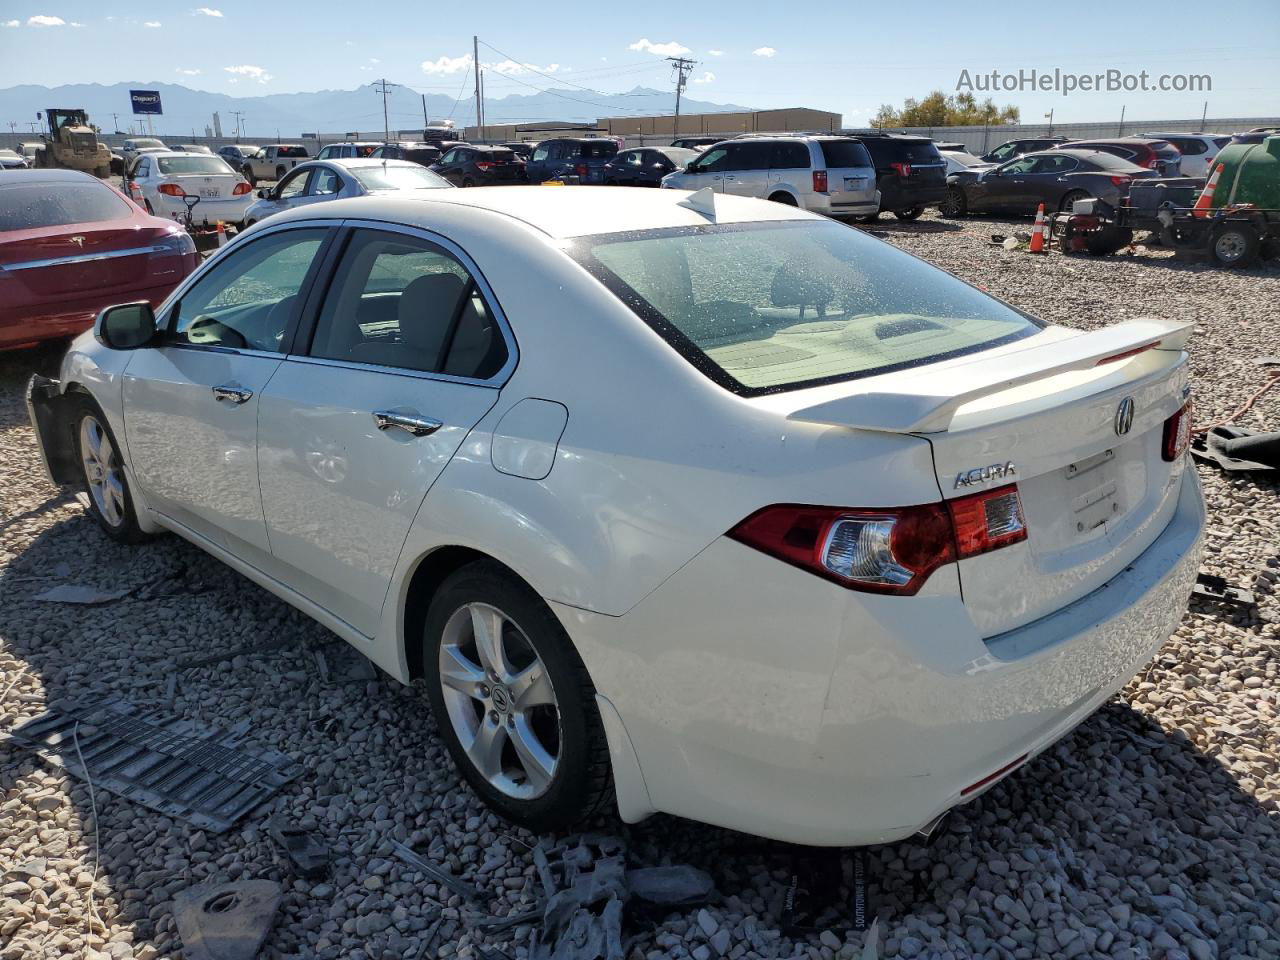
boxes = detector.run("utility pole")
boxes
[1044,108,1054,136]
[373,78,399,142]
[473,35,483,138]
[1118,104,1125,136]
[1199,100,1208,132]
[111,112,119,134]
[667,56,695,136]
[231,111,244,142]
[422,93,429,129]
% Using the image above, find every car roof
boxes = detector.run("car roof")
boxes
[309,157,423,169]
[143,151,229,160]
[271,184,814,240]
[1029,148,1124,160]
[0,168,98,184]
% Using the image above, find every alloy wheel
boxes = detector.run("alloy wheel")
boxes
[437,602,561,800]
[80,415,125,528]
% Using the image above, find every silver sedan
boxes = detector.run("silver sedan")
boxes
[241,157,452,226]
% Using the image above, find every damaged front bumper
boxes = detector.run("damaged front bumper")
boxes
[26,374,80,488]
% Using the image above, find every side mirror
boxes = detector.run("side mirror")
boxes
[257,188,270,199]
[95,302,156,350]
[685,162,698,173]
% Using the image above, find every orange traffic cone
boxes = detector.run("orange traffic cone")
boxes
[1028,203,1048,254]
[215,221,228,247]
[1192,163,1224,218]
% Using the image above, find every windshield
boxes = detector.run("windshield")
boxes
[134,139,165,149]
[350,164,450,191]
[0,181,133,230]
[157,156,234,175]
[951,153,986,167]
[573,220,1040,395]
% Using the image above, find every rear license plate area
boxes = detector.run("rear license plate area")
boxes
[1065,448,1122,535]
[200,188,220,198]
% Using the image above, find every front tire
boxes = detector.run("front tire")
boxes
[940,187,967,218]
[72,397,149,544]
[423,562,613,832]
[894,206,924,221]
[1058,189,1088,213]
[768,192,797,206]
[1211,223,1260,268]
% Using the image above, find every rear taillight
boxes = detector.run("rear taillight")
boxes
[1145,156,1159,168]
[232,181,251,196]
[157,183,185,196]
[576,163,588,177]
[947,485,1028,559]
[812,170,828,192]
[890,161,912,177]
[475,162,494,172]
[1109,175,1131,186]
[1162,400,1193,461]
[729,487,1028,595]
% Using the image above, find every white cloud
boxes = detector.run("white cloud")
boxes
[490,59,560,76]
[421,53,473,75]
[692,71,715,84]
[144,20,162,27]
[628,38,690,56]
[708,49,723,56]
[360,66,373,72]
[369,57,379,64]
[194,7,223,16]
[175,68,201,75]
[752,46,776,57]
[224,63,272,83]
[70,20,83,26]
[2,19,20,27]
[27,15,66,26]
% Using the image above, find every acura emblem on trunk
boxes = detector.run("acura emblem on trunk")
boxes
[954,461,1016,489]
[1115,396,1136,436]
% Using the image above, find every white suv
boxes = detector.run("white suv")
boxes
[1138,133,1232,179]
[661,136,879,218]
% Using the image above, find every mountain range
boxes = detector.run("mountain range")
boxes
[0,82,754,138]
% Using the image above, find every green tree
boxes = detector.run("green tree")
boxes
[872,91,1020,127]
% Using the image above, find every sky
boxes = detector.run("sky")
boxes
[1,0,1277,125]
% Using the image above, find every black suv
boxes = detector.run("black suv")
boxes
[524,138,619,184]
[981,137,1069,163]
[372,142,442,166]
[854,134,949,220]
[429,145,524,186]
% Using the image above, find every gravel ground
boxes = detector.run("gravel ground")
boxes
[2,213,1279,960]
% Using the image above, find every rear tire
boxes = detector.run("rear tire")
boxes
[768,192,797,206]
[422,561,613,832]
[243,167,256,186]
[71,396,150,544]
[894,206,925,221]
[275,165,286,181]
[1058,189,1088,213]
[462,178,475,188]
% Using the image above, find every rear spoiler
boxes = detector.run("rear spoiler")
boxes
[787,318,1193,434]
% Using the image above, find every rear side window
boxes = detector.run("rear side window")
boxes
[898,141,943,162]
[575,220,1039,395]
[278,147,309,158]
[771,142,810,169]
[819,140,872,168]
[0,181,132,230]
[729,142,774,171]
[1214,137,1232,150]
[579,141,618,159]
[309,229,507,379]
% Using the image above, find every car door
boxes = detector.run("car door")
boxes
[1025,154,1080,210]
[256,225,512,636]
[122,225,330,559]
[767,140,811,197]
[271,167,313,212]
[687,145,730,191]
[527,143,549,182]
[977,156,1037,212]
[721,142,772,197]
[434,149,465,185]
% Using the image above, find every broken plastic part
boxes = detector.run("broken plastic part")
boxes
[172,879,282,960]
[267,814,329,879]
[391,839,486,902]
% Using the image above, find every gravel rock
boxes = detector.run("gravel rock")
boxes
[1,223,1278,960]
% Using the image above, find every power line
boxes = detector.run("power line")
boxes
[373,78,399,142]
[667,56,696,133]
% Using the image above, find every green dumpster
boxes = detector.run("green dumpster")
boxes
[1210,136,1280,209]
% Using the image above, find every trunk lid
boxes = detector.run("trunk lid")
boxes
[0,220,183,299]
[786,319,1193,635]
[819,140,876,204]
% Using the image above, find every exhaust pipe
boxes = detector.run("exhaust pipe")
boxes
[914,811,951,845]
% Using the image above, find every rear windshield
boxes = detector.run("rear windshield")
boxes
[133,139,165,149]
[0,181,132,231]
[486,149,517,162]
[157,156,233,175]
[819,140,872,169]
[578,142,618,158]
[1214,137,1232,150]
[867,139,942,163]
[1082,151,1146,172]
[350,164,450,191]
[277,146,309,158]
[574,220,1040,395]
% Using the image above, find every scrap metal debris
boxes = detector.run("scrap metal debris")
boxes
[391,838,487,902]
[173,879,282,960]
[2,698,302,833]
[1192,573,1257,609]
[1191,426,1280,472]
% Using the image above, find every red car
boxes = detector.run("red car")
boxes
[0,170,198,351]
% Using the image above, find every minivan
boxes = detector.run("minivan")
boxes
[660,136,878,219]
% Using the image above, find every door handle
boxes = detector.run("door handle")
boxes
[373,410,443,437]
[213,384,253,404]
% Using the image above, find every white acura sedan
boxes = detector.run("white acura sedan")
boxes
[28,187,1203,845]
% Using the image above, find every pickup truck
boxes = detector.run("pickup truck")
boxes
[240,144,311,184]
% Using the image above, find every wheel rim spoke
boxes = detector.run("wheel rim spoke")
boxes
[469,605,510,679]
[466,714,507,780]
[510,663,555,709]
[508,715,555,792]
[439,646,485,699]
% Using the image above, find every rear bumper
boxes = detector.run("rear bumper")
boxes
[878,180,948,211]
[558,469,1203,845]
[150,194,253,226]
[0,277,187,350]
